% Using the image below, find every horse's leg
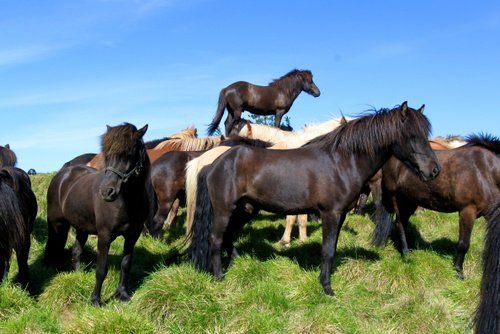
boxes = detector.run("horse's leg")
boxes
[0,259,9,282]
[151,199,172,238]
[72,231,88,271]
[224,108,234,137]
[115,231,140,301]
[298,214,308,241]
[211,211,231,279]
[392,196,414,255]
[165,198,180,229]
[319,210,345,296]
[454,206,476,279]
[15,236,31,285]
[354,184,370,215]
[274,109,286,128]
[91,235,111,306]
[279,215,296,246]
[44,219,70,267]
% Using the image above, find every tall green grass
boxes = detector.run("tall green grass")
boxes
[0,173,483,333]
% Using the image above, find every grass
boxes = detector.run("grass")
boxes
[0,173,484,333]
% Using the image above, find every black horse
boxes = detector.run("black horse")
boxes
[45,123,152,306]
[191,102,440,295]
[207,69,320,136]
[0,144,17,167]
[0,167,37,285]
[372,134,500,279]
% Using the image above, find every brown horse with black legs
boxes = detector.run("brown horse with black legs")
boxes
[207,69,321,136]
[45,123,152,306]
[0,167,37,285]
[150,136,273,238]
[190,102,440,295]
[0,144,17,167]
[372,134,500,280]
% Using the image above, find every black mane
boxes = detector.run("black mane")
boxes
[145,137,171,149]
[269,69,312,88]
[303,104,431,158]
[465,133,500,154]
[221,135,272,148]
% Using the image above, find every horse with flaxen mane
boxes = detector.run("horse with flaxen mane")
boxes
[0,144,17,168]
[149,136,273,238]
[85,126,213,169]
[0,167,37,285]
[372,134,500,281]
[185,118,347,238]
[207,69,321,136]
[190,102,440,295]
[45,123,152,306]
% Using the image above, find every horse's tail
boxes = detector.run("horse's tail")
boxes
[207,89,227,135]
[185,158,200,237]
[0,176,25,271]
[188,166,213,272]
[475,202,500,334]
[371,191,394,247]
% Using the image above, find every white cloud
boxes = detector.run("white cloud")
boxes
[0,45,68,67]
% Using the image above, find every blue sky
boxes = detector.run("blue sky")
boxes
[1,0,499,172]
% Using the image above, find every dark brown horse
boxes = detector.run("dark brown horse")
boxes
[190,102,440,295]
[0,144,17,168]
[45,123,152,306]
[0,167,37,285]
[207,69,321,136]
[149,136,273,238]
[372,134,500,280]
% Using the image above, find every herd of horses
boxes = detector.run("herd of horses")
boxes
[0,69,498,333]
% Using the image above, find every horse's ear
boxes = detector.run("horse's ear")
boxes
[220,135,225,141]
[419,104,425,113]
[246,122,253,137]
[137,124,148,139]
[400,101,408,119]
[339,111,347,125]
[106,125,112,131]
[5,144,9,149]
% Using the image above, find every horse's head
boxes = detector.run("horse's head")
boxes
[99,123,148,202]
[301,70,321,97]
[391,102,440,181]
[0,144,17,168]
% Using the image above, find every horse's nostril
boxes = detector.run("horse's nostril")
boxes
[106,188,115,197]
[432,166,440,177]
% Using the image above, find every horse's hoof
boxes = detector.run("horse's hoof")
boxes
[114,288,130,302]
[278,239,291,248]
[455,270,465,280]
[91,297,102,307]
[323,286,335,296]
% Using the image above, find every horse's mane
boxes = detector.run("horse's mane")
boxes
[145,137,170,149]
[269,69,311,89]
[101,123,144,157]
[465,133,500,154]
[154,136,222,152]
[303,105,431,158]
[239,118,346,149]
[145,126,198,149]
[220,135,273,148]
[0,146,17,168]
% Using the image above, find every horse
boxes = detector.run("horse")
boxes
[85,126,219,169]
[45,123,152,306]
[207,69,321,136]
[352,136,455,216]
[150,136,273,238]
[372,134,500,280]
[190,102,440,295]
[475,203,500,334]
[185,118,347,237]
[0,167,37,285]
[0,144,17,168]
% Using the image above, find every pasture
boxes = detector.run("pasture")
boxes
[0,172,484,333]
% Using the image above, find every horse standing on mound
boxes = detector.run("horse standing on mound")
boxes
[190,102,440,295]
[372,134,500,280]
[207,69,321,136]
[0,167,37,284]
[45,123,152,306]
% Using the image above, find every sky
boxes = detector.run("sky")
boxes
[1,0,499,172]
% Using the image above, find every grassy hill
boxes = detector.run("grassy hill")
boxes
[0,173,484,333]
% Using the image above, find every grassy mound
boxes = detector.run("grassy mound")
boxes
[0,173,483,333]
